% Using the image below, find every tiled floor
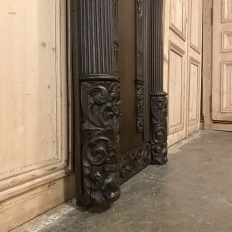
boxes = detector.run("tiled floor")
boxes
[13,131,232,232]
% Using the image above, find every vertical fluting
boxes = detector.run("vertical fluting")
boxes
[151,0,164,92]
[80,0,116,75]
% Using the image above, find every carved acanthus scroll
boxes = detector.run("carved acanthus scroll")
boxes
[150,93,168,165]
[81,81,121,206]
[119,143,151,183]
[79,0,121,207]
[150,0,168,165]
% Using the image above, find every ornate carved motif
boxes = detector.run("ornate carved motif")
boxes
[137,0,143,18]
[150,93,168,165]
[78,0,121,207]
[81,81,121,206]
[119,144,151,183]
[136,84,145,132]
[135,0,145,133]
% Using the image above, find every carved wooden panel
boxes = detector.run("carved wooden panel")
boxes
[221,61,232,112]
[150,0,168,164]
[135,0,145,133]
[170,0,186,40]
[222,31,232,52]
[188,57,201,127]
[80,81,121,206]
[79,0,122,207]
[189,0,201,53]
[168,42,185,135]
[222,0,232,22]
[119,143,151,183]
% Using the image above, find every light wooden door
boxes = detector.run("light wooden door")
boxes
[0,1,74,231]
[187,0,202,135]
[212,0,232,122]
[163,0,202,146]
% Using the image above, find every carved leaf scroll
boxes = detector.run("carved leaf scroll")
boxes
[81,81,121,206]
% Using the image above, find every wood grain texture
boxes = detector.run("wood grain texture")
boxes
[212,0,232,121]
[0,1,73,230]
[163,0,202,145]
[202,0,213,130]
[0,174,75,232]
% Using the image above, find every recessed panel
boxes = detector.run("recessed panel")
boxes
[190,0,201,53]
[170,0,186,40]
[223,0,232,22]
[168,43,185,134]
[0,0,58,173]
[188,59,200,126]
[222,31,232,52]
[221,62,232,112]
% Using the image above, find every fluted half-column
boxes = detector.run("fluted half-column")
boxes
[150,0,168,165]
[79,0,121,207]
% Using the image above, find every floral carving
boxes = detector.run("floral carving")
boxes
[119,144,151,182]
[150,93,168,165]
[136,84,145,132]
[81,81,121,206]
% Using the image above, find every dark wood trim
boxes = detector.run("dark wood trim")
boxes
[77,0,121,207]
[72,0,83,206]
[151,0,163,93]
[150,0,168,165]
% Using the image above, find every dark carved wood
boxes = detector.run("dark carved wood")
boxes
[135,0,145,133]
[136,83,145,132]
[150,93,168,165]
[150,0,168,165]
[119,143,151,184]
[74,0,168,208]
[79,0,121,207]
[81,80,121,206]
[151,0,164,92]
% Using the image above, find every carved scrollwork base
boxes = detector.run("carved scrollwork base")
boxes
[150,92,168,165]
[81,80,121,206]
[136,84,145,133]
[119,144,151,184]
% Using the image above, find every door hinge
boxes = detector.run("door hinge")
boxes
[211,7,213,25]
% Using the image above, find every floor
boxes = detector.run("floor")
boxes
[13,130,232,232]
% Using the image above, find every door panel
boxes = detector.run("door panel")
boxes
[164,0,202,146]
[170,0,186,40]
[0,1,74,230]
[168,43,185,135]
[165,0,187,146]
[188,57,201,132]
[212,0,232,121]
[189,0,201,53]
[0,0,57,173]
[187,0,202,135]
